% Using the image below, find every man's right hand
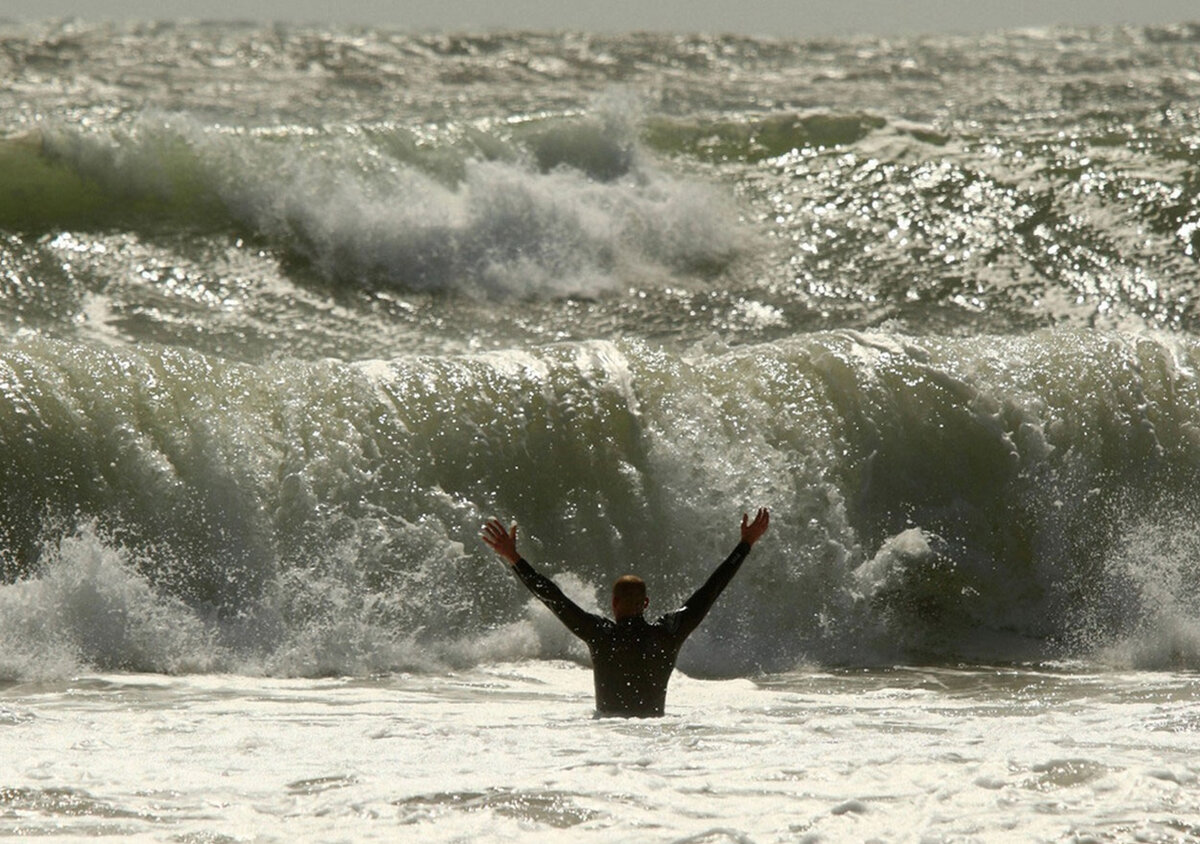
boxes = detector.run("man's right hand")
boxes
[740,508,770,547]
[482,518,521,566]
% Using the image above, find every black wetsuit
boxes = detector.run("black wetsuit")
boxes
[511,541,752,717]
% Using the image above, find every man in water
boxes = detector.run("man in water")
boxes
[481,508,770,717]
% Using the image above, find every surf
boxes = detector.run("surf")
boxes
[2,329,1200,679]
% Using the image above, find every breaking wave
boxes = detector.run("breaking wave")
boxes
[1,107,743,298]
[2,329,1200,679]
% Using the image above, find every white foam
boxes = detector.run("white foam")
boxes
[3,666,1196,841]
[1091,509,1200,670]
[0,523,222,681]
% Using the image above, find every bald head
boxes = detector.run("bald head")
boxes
[612,575,648,620]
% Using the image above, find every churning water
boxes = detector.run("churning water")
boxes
[1,19,1199,841]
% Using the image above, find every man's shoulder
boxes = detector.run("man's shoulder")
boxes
[649,611,686,636]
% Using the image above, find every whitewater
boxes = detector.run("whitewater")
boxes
[1,18,1199,841]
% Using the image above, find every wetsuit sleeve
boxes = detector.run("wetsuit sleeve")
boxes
[511,559,604,643]
[666,541,752,642]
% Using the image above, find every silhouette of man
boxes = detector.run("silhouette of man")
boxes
[481,508,769,717]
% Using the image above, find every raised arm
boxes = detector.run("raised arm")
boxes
[669,508,769,641]
[482,518,602,642]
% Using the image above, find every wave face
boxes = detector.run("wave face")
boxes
[3,331,1200,679]
[3,21,1200,678]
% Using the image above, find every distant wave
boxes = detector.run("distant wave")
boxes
[1,107,745,298]
[7,91,1199,328]
[643,111,936,162]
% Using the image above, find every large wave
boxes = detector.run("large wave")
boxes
[2,328,1199,680]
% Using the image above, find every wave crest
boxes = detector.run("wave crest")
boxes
[4,331,1200,679]
[4,109,744,298]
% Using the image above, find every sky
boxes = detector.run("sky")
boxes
[2,0,1197,37]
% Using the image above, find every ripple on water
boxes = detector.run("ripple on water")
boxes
[394,788,604,828]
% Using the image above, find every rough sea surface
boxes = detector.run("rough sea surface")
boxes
[1,19,1199,841]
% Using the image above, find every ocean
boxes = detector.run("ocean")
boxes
[1,18,1199,841]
